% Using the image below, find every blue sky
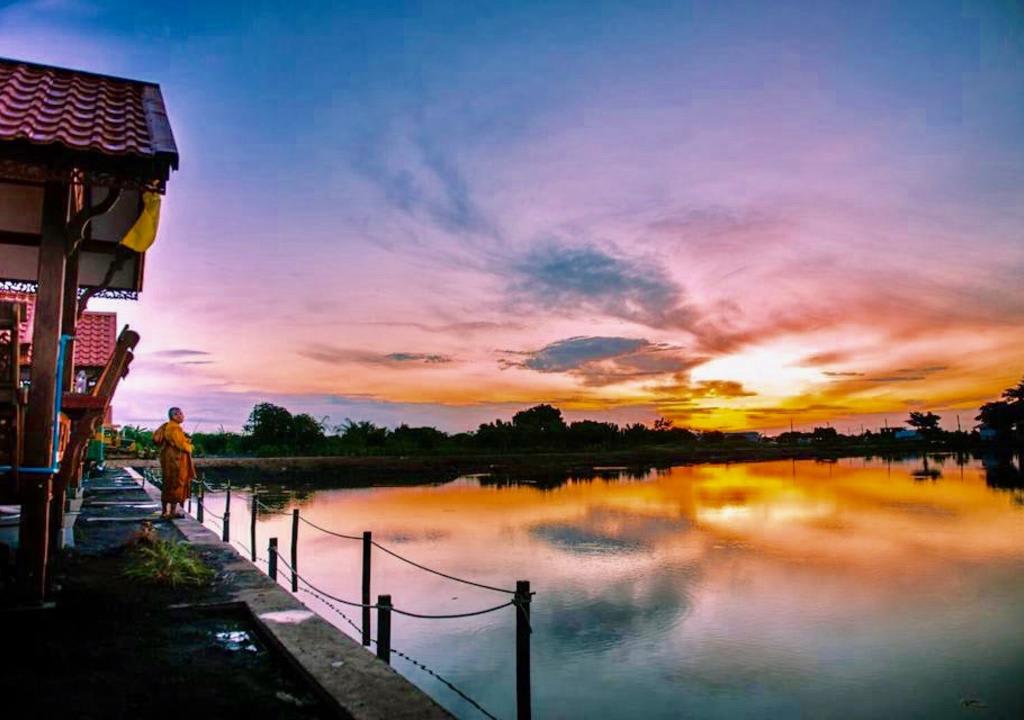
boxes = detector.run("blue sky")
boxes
[3,0,1022,432]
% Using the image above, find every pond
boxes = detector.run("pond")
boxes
[203,456,1024,719]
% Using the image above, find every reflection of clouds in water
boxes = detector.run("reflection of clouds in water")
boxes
[531,507,691,556]
[540,574,696,655]
[532,524,646,555]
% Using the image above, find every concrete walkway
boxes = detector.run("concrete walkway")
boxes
[71,467,453,720]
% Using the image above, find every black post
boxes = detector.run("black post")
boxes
[268,537,278,581]
[197,480,205,523]
[376,594,391,664]
[250,491,258,562]
[290,508,299,593]
[222,481,232,542]
[516,580,532,720]
[187,481,192,514]
[361,531,372,646]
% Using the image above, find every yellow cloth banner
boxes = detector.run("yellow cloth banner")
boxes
[120,191,161,252]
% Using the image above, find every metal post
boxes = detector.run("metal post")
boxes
[187,480,192,514]
[516,580,532,720]
[222,481,232,542]
[268,538,278,581]
[376,594,392,664]
[250,491,258,562]
[290,508,299,592]
[361,531,372,646]
[197,480,205,523]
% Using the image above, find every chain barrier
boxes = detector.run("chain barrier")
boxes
[299,586,501,720]
[251,498,513,595]
[254,498,293,516]
[274,553,514,620]
[185,479,530,720]
[371,540,516,595]
[389,646,501,720]
[297,515,362,540]
[299,587,364,637]
[199,503,224,521]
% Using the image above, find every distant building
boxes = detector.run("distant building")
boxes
[894,429,919,441]
[978,426,998,441]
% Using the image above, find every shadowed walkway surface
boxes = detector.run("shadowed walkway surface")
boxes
[0,468,341,720]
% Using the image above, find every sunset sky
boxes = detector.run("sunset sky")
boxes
[4,0,1022,432]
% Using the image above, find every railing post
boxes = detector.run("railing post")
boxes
[222,481,232,542]
[516,580,532,720]
[268,537,278,581]
[290,508,300,592]
[197,480,205,522]
[361,530,372,646]
[187,480,192,514]
[376,594,391,664]
[250,491,258,562]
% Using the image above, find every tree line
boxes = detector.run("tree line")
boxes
[120,376,1023,458]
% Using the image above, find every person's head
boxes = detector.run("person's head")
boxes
[168,407,185,423]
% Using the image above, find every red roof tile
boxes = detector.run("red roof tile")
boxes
[74,312,117,368]
[0,291,116,368]
[0,57,178,181]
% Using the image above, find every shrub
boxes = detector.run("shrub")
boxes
[124,539,214,587]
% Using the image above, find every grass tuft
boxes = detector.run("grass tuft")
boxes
[124,538,214,587]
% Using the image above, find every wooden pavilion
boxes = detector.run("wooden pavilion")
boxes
[0,57,178,602]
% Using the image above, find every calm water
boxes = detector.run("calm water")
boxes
[208,456,1024,719]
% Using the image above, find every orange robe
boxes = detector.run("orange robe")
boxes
[153,420,196,504]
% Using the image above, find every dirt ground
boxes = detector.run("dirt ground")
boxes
[0,472,348,720]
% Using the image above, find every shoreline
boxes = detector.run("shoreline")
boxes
[109,443,968,480]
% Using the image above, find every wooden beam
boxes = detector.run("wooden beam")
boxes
[18,181,69,603]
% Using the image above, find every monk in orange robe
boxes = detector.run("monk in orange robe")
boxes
[153,406,196,518]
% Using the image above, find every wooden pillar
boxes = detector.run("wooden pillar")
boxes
[376,594,392,663]
[361,530,372,646]
[47,242,81,556]
[19,181,70,602]
[60,249,79,391]
[516,580,533,720]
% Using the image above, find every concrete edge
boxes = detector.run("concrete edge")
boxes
[125,467,454,720]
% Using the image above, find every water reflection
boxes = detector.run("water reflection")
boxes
[245,458,1024,719]
[531,508,687,556]
[982,452,1024,506]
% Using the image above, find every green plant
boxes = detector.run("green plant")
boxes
[124,539,214,587]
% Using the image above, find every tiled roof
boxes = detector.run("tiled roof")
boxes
[0,291,116,368]
[74,312,117,368]
[0,57,178,181]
